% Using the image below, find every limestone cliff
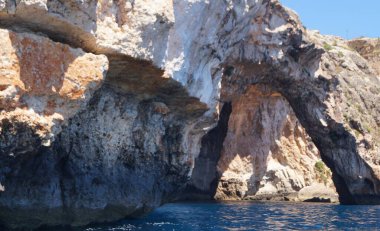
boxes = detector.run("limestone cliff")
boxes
[214,85,336,202]
[348,38,380,76]
[0,0,379,229]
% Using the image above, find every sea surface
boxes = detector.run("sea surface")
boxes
[55,201,380,230]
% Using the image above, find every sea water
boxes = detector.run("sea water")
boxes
[78,201,380,231]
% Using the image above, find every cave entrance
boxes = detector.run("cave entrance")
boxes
[215,84,337,201]
[187,83,337,202]
[188,59,380,204]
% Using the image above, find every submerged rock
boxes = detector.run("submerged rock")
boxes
[0,0,379,229]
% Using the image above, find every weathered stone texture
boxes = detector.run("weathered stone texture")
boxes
[0,28,108,151]
[214,85,336,201]
[0,0,379,229]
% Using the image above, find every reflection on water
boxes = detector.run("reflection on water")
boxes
[66,201,380,230]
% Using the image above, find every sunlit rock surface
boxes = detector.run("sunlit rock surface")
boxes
[214,85,337,202]
[0,28,108,153]
[0,0,379,229]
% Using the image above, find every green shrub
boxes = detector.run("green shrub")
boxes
[315,161,325,173]
[323,42,333,51]
[315,161,330,185]
[363,123,372,133]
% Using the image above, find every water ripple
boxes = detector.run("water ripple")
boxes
[82,201,380,231]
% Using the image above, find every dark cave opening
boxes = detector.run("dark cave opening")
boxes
[178,102,232,200]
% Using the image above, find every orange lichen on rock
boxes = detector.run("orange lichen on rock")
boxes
[0,28,108,145]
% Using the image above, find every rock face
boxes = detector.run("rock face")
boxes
[214,85,336,202]
[0,28,207,228]
[186,29,380,203]
[184,84,338,202]
[0,27,108,158]
[0,0,379,229]
[348,38,380,76]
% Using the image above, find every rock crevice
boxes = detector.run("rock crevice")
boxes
[0,0,379,229]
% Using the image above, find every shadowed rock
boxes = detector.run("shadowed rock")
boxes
[0,0,379,229]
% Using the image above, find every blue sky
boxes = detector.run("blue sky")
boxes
[279,0,380,39]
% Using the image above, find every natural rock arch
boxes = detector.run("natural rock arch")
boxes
[186,47,380,204]
[0,0,380,229]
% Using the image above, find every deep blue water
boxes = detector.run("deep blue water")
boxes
[83,201,380,231]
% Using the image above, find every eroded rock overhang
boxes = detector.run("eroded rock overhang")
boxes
[0,1,379,229]
[0,28,108,153]
[0,0,211,146]
[0,1,212,228]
